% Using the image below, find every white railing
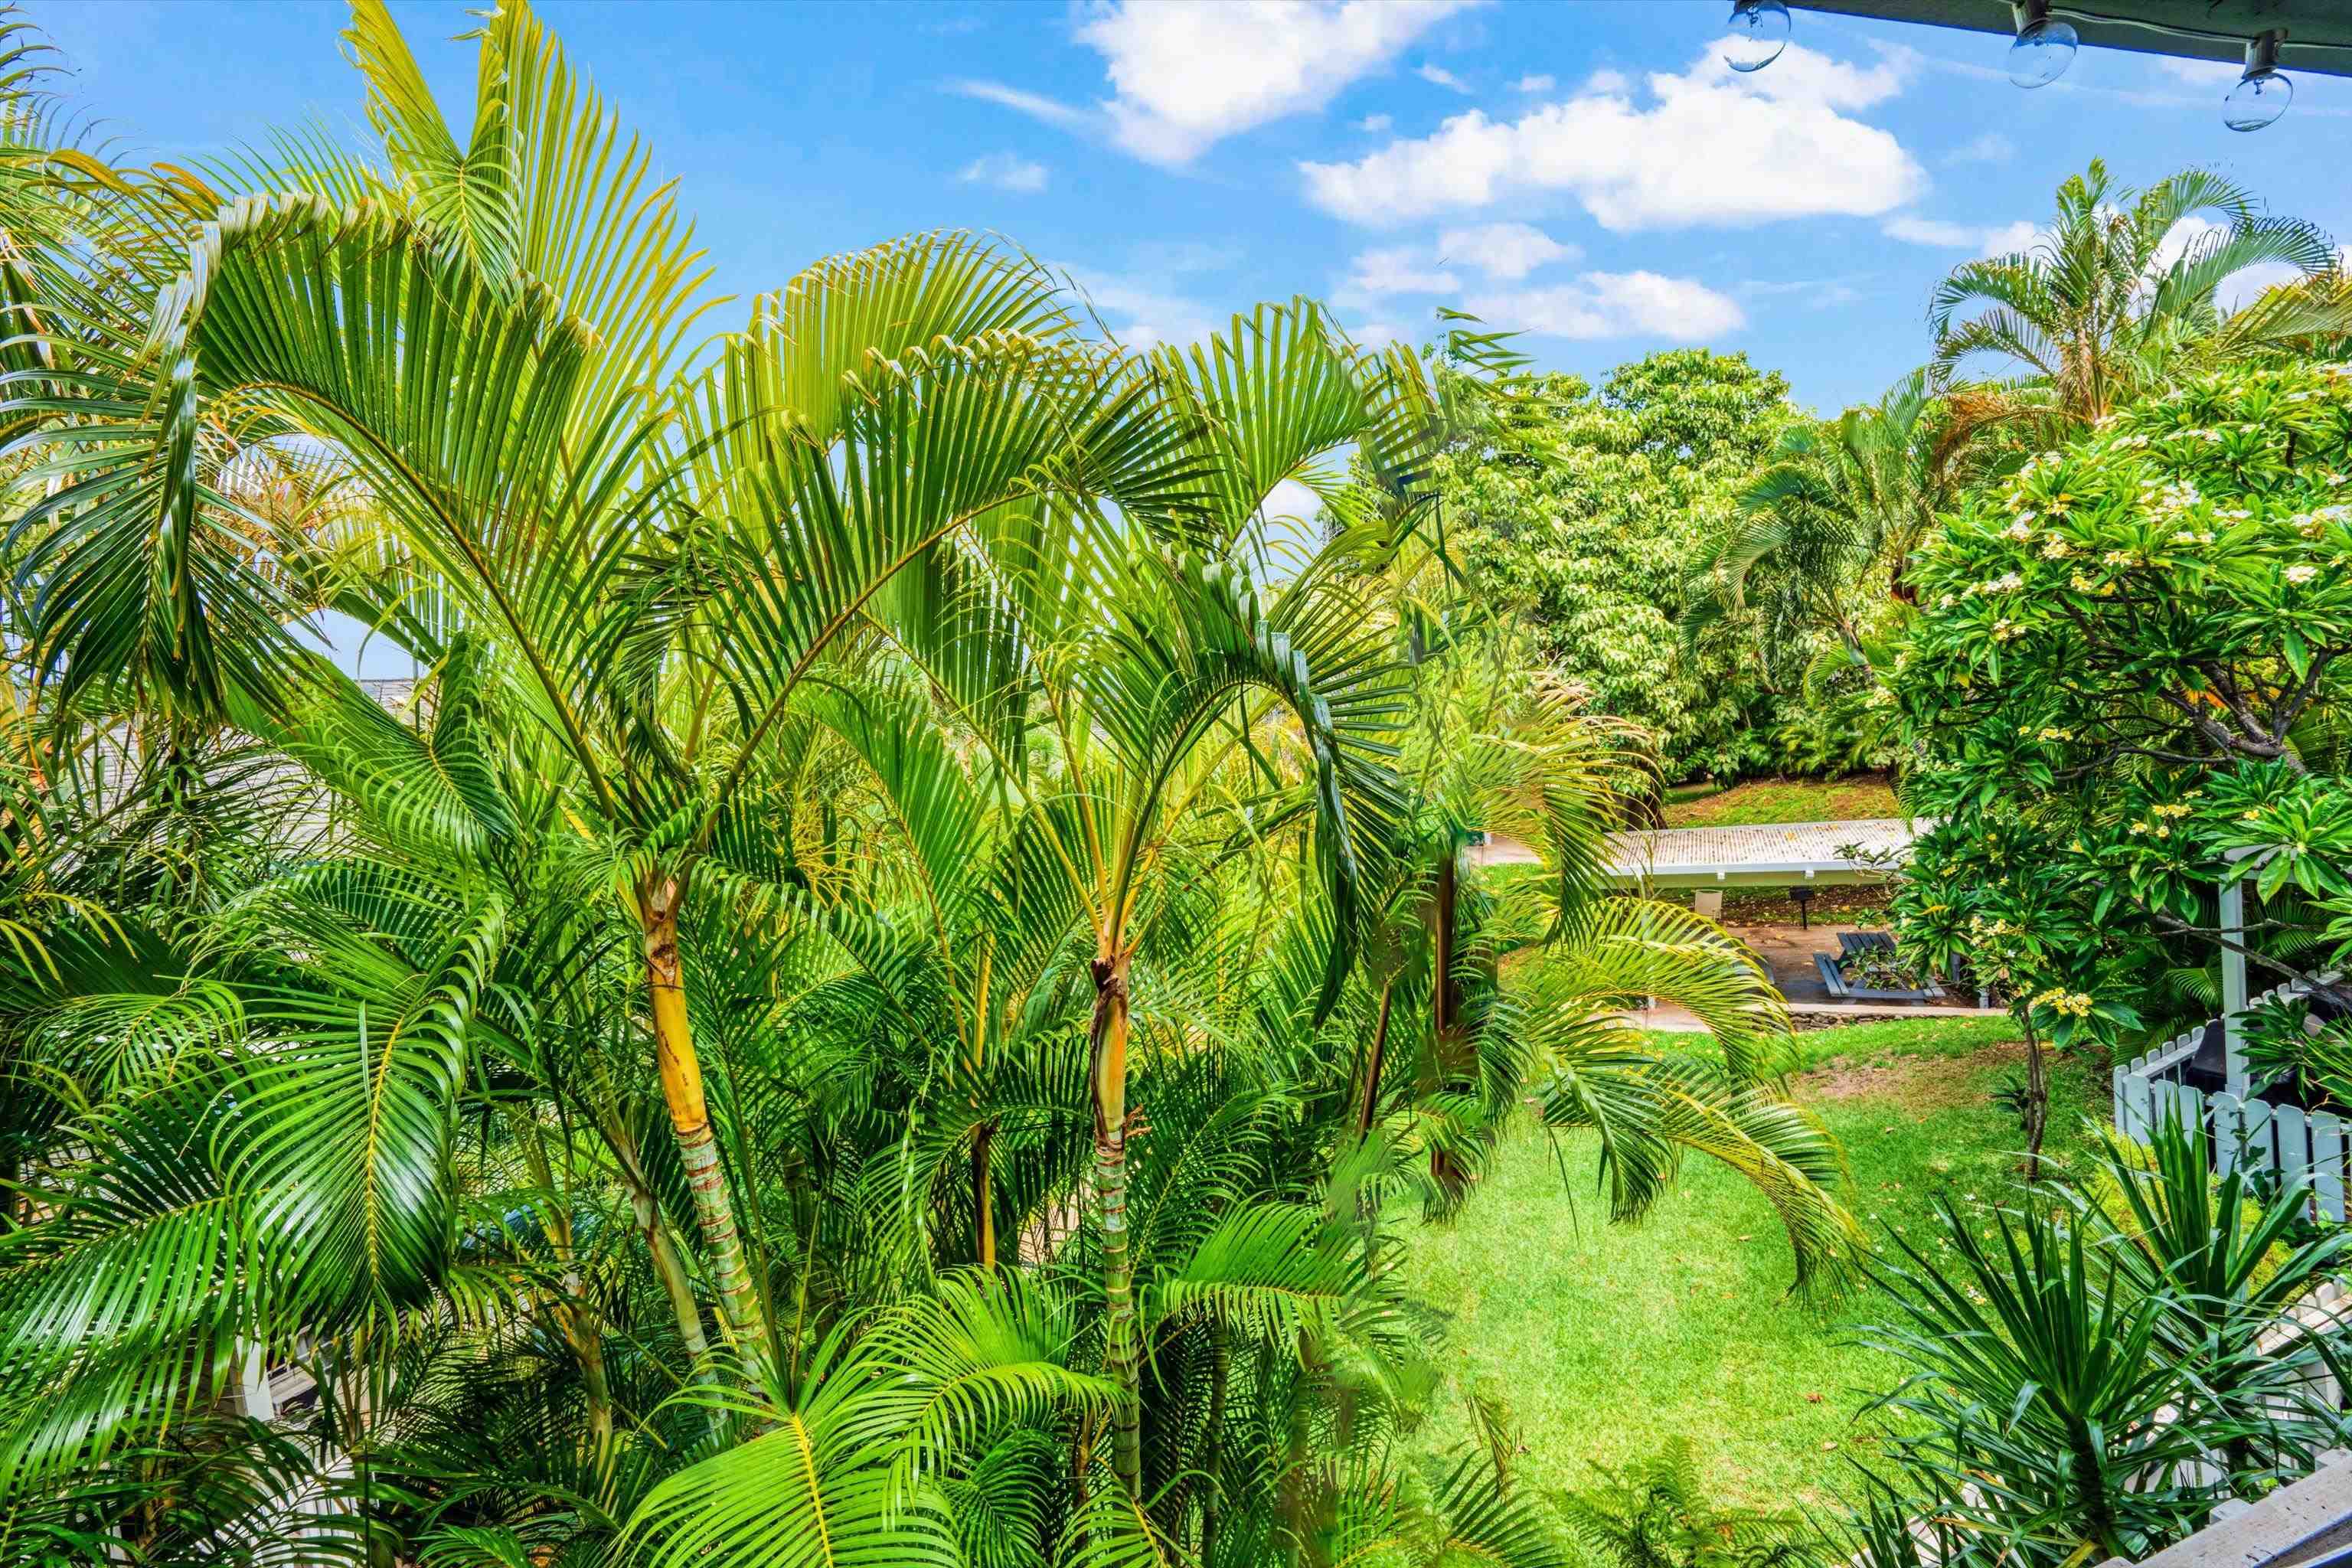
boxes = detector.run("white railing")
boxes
[2112,980,2347,1220]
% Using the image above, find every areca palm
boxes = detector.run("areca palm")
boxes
[1929,159,2346,453]
[11,0,1203,1387]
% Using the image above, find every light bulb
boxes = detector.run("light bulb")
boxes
[2007,15,2078,88]
[2225,31,2292,132]
[1723,0,1789,74]
[2224,69,2292,130]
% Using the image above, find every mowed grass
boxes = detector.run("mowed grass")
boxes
[1399,1017,2107,1510]
[1664,774,1901,828]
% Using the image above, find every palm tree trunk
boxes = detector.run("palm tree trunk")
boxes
[974,1119,997,1269]
[635,1193,714,1364]
[642,880,773,1382]
[1428,844,1470,1200]
[569,1297,614,1458]
[1354,979,1395,1142]
[1201,1326,1230,1559]
[1089,951,1142,1498]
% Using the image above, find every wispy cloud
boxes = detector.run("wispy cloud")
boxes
[950,79,1095,134]
[1883,214,2042,256]
[1943,131,2014,165]
[1417,62,1472,93]
[958,152,1048,193]
[1468,271,1747,341]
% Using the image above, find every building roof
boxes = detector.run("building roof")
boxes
[1603,817,1925,889]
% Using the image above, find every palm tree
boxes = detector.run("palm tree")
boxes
[8,0,1200,1387]
[1928,159,2347,454]
[1692,371,1938,674]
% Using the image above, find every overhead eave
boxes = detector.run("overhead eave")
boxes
[1792,0,2352,77]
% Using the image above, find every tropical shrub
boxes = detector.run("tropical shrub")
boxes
[1557,1439,1824,1568]
[1851,1118,2351,1568]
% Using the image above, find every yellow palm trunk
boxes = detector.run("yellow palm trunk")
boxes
[642,884,773,1382]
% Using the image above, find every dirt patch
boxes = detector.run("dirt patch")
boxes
[1716,884,1895,926]
[1795,1041,2026,1111]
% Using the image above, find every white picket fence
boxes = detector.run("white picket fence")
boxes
[2111,980,2350,1220]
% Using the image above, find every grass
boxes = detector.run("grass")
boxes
[1399,1015,2106,1511]
[1664,775,1900,829]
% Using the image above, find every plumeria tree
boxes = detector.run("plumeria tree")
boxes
[1890,359,2352,1075]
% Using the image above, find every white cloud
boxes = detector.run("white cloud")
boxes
[1351,320,1407,347]
[1467,272,1746,341]
[1300,43,1922,229]
[1436,220,1575,279]
[2151,217,2325,312]
[1945,131,2014,164]
[1355,113,1393,132]
[2220,262,2306,311]
[1417,62,1471,93]
[2153,55,2241,86]
[1883,214,2041,256]
[2150,213,2224,273]
[958,152,1048,193]
[1516,73,1555,93]
[1335,222,1576,306]
[1583,67,1630,93]
[1338,245,1461,302]
[1073,0,1477,165]
[1739,276,1864,309]
[951,79,1095,133]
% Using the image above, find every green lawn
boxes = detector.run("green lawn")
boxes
[1399,1017,2106,1511]
[1664,775,1901,828]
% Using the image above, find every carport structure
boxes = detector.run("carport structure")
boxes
[1475,817,1926,917]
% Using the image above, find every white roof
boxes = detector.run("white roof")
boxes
[1605,817,1924,887]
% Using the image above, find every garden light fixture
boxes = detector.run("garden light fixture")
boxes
[2223,30,2292,132]
[2006,0,2077,87]
[1723,0,1791,73]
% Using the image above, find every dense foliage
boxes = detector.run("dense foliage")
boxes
[1853,1120,2351,1568]
[1892,359,2352,1044]
[0,8,1860,1566]
[1430,351,1821,780]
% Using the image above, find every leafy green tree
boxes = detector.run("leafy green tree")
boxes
[1434,351,1802,779]
[1891,359,2352,1047]
[0,7,1862,1565]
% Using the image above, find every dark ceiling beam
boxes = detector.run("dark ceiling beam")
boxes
[1791,1,2352,77]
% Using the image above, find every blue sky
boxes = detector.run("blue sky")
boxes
[33,0,2351,419]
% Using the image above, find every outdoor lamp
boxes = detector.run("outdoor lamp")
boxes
[2007,0,2077,88]
[1723,0,1790,74]
[2224,31,2292,132]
